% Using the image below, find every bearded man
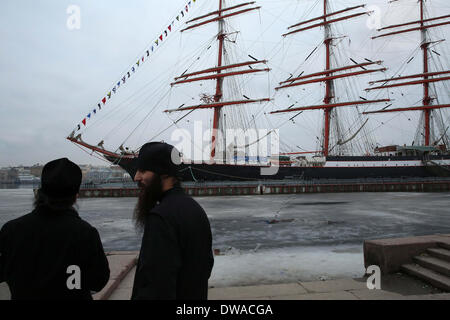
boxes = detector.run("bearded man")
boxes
[131,142,214,300]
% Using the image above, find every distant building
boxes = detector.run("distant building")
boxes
[78,164,92,181]
[12,166,41,185]
[29,164,44,178]
[17,173,40,185]
[0,168,19,184]
[110,165,133,181]
[1,163,132,186]
[110,165,125,178]
[123,172,132,181]
[84,167,112,183]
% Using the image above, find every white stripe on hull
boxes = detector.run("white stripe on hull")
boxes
[323,159,450,168]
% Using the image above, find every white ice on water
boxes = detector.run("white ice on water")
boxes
[209,245,365,288]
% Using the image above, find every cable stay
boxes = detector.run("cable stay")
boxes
[337,119,368,146]
[229,130,274,149]
[276,68,386,91]
[174,60,267,80]
[327,118,368,154]
[433,126,449,146]
[363,104,450,114]
[373,17,450,39]
[287,5,366,30]
[271,100,390,114]
[378,14,450,31]
[365,76,450,91]
[279,61,383,85]
[171,68,271,86]
[369,70,450,85]
[164,98,271,113]
[186,1,256,24]
[283,9,372,37]
[181,2,261,32]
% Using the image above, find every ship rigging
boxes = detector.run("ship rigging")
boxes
[67,0,450,181]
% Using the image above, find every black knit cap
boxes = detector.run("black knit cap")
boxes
[41,158,82,198]
[136,142,181,176]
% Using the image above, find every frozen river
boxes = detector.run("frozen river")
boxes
[1,189,449,287]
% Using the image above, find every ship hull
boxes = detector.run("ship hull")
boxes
[106,155,450,181]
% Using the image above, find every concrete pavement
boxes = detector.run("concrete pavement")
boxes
[108,265,450,300]
[1,251,449,300]
[108,265,135,300]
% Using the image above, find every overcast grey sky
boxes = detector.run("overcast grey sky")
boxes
[0,0,183,166]
[1,0,449,167]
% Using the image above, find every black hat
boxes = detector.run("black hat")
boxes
[136,142,181,176]
[41,158,82,198]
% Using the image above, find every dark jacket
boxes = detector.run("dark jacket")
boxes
[131,186,214,300]
[0,205,110,300]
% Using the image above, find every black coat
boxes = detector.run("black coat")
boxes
[131,186,214,300]
[0,205,110,300]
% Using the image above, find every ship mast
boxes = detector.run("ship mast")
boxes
[420,0,431,146]
[211,0,225,160]
[165,1,271,162]
[271,1,388,156]
[323,0,334,157]
[365,0,450,148]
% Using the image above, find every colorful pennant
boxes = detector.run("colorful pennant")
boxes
[74,0,200,132]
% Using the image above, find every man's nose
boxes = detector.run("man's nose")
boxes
[134,171,141,182]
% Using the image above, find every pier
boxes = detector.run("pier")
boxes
[77,177,450,198]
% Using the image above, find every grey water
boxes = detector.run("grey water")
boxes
[1,189,449,252]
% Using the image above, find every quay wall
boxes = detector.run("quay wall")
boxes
[77,179,450,198]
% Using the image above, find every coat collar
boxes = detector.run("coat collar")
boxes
[33,205,80,217]
[159,185,184,201]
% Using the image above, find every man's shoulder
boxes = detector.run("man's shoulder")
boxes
[157,191,203,212]
[1,212,36,231]
[1,209,95,234]
[58,210,98,235]
[150,190,206,222]
[167,190,198,205]
[71,215,97,232]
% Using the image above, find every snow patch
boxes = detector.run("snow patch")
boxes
[209,245,365,288]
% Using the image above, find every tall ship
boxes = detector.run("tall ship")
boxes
[67,0,450,181]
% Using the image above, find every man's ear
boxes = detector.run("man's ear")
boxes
[161,175,176,188]
[160,174,171,185]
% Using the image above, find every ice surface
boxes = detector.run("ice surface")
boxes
[209,245,365,287]
[1,189,449,286]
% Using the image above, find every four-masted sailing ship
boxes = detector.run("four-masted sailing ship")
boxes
[67,0,450,181]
